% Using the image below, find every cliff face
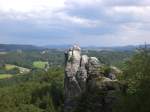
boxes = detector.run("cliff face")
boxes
[64,45,122,112]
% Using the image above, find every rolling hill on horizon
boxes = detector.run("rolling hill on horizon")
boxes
[0,43,149,52]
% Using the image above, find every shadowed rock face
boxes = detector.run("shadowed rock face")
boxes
[64,45,122,112]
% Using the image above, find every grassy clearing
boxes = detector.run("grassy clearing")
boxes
[0,52,7,55]
[5,64,30,74]
[33,61,48,69]
[0,74,13,79]
[5,64,16,70]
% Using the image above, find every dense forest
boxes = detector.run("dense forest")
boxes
[113,47,150,112]
[0,46,149,112]
[0,68,64,112]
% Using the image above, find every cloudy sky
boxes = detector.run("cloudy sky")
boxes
[0,0,150,46]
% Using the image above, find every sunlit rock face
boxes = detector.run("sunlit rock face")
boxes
[64,45,82,96]
[64,45,122,112]
[76,55,89,91]
[64,45,83,112]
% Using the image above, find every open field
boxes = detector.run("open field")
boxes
[5,64,16,70]
[33,61,48,69]
[4,64,30,74]
[0,74,13,79]
[0,52,7,55]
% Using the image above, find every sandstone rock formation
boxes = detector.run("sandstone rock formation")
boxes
[64,45,122,112]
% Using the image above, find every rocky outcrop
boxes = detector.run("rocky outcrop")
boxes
[64,45,122,112]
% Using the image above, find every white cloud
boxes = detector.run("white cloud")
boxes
[55,12,101,27]
[113,6,150,16]
[102,0,150,6]
[0,0,96,24]
[0,0,65,12]
[0,0,67,21]
[65,0,102,7]
[0,0,150,46]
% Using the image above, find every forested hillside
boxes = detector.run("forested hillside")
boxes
[113,47,150,112]
[0,68,64,112]
[0,45,149,112]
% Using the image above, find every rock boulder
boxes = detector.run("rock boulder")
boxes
[64,45,122,112]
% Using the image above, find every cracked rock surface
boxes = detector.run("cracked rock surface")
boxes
[64,45,122,112]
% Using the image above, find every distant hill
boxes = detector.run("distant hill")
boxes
[0,44,149,52]
[83,44,150,51]
[0,44,43,51]
[44,44,137,51]
[44,44,72,49]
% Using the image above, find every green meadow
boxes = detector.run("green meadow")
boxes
[33,61,48,69]
[0,74,13,79]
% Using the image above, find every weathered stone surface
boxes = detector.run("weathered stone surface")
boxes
[64,45,82,112]
[64,45,123,112]
[87,57,102,79]
[64,45,90,101]
[76,55,89,91]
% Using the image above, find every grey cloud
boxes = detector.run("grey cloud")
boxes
[0,0,150,46]
[102,0,150,6]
